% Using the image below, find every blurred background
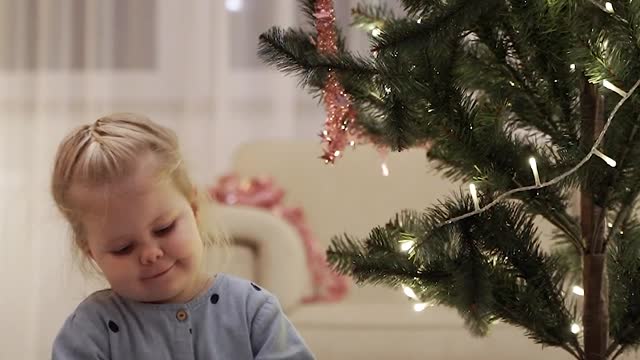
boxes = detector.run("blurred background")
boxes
[0,1,379,359]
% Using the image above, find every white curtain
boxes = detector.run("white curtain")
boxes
[0,0,378,359]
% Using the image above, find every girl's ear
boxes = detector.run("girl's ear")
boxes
[190,187,199,218]
[85,246,94,260]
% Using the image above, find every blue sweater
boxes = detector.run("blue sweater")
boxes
[52,273,315,359]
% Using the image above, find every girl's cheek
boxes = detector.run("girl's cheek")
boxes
[167,232,191,257]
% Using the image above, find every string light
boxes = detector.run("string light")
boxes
[571,323,581,334]
[469,183,480,210]
[433,78,640,229]
[402,285,418,300]
[605,1,614,12]
[529,157,542,186]
[570,64,576,72]
[589,0,616,14]
[603,80,628,97]
[381,162,390,176]
[572,285,585,296]
[413,303,431,312]
[400,240,415,252]
[593,149,617,167]
[372,28,382,37]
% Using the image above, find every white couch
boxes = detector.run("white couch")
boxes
[229,140,615,360]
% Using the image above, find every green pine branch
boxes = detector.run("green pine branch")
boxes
[372,0,502,53]
[400,0,447,17]
[258,27,377,93]
[298,0,317,28]
[328,195,580,353]
[608,219,640,354]
[351,3,397,31]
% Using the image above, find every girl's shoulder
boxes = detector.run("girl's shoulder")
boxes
[216,273,269,296]
[72,288,119,319]
[213,273,278,311]
[52,288,119,355]
[211,273,286,326]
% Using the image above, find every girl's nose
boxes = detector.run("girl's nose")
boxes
[140,245,163,265]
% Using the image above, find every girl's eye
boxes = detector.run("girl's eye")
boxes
[154,221,175,237]
[112,245,133,256]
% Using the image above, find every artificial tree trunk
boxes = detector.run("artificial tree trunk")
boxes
[581,82,609,360]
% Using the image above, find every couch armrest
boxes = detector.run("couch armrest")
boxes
[216,205,311,311]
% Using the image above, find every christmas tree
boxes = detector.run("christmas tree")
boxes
[258,1,640,359]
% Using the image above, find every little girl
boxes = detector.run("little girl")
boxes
[51,113,315,359]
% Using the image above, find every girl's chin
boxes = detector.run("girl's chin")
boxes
[142,270,206,304]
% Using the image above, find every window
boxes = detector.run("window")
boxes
[0,0,156,71]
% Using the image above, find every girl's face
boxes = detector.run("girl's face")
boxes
[73,155,206,303]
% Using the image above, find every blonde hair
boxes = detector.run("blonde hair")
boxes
[51,112,226,274]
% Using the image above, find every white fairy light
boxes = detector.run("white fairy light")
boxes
[605,2,614,12]
[400,240,415,252]
[413,303,431,312]
[593,149,617,167]
[372,28,382,37]
[402,285,418,300]
[381,162,390,176]
[334,150,341,157]
[529,157,541,186]
[570,64,576,72]
[572,285,585,296]
[469,183,480,210]
[571,323,581,334]
[603,80,628,97]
